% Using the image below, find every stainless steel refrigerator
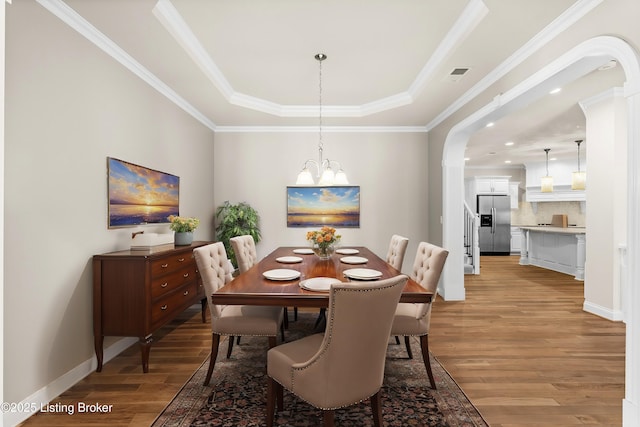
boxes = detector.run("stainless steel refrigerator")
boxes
[477,195,511,255]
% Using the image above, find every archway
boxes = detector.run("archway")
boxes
[441,35,640,426]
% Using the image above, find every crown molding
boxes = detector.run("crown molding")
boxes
[213,126,428,134]
[425,0,604,132]
[35,0,217,131]
[408,0,487,96]
[153,0,486,118]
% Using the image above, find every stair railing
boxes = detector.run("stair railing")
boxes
[464,201,480,275]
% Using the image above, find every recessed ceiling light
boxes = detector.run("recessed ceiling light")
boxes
[505,141,514,146]
[549,87,562,94]
[550,157,557,161]
[504,160,512,164]
[486,122,494,128]
[464,157,470,161]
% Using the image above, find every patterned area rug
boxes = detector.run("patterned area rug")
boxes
[153,313,488,427]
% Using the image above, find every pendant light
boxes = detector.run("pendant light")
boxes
[541,148,553,193]
[295,54,348,186]
[571,139,586,190]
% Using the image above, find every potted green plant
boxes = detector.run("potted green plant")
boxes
[215,201,261,268]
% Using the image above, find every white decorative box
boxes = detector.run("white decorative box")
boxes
[130,232,174,249]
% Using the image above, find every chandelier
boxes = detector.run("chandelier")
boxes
[541,148,553,193]
[571,139,586,190]
[295,53,348,186]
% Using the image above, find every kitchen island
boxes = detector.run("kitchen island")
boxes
[518,226,586,280]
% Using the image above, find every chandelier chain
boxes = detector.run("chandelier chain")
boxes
[318,55,323,157]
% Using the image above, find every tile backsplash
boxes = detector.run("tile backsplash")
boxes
[512,201,586,226]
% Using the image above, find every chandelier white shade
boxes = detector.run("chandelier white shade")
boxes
[571,139,586,190]
[541,148,553,193]
[295,53,348,186]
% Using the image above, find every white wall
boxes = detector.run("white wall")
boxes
[581,88,627,319]
[213,131,430,269]
[4,1,216,416]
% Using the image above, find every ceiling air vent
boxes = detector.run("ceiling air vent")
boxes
[446,67,470,82]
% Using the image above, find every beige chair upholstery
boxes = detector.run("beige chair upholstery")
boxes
[266,275,408,427]
[230,235,258,274]
[194,242,284,386]
[390,242,448,389]
[385,234,409,271]
[231,234,298,327]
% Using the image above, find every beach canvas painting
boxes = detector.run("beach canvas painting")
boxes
[287,186,360,227]
[107,157,180,228]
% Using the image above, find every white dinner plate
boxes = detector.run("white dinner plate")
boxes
[276,256,303,263]
[299,277,342,292]
[263,269,301,281]
[340,256,368,264]
[293,248,315,254]
[336,248,359,255]
[343,268,383,280]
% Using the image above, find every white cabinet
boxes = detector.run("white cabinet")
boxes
[465,176,511,213]
[511,227,522,254]
[509,182,520,209]
[476,177,509,195]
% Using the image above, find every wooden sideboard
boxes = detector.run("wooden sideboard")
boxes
[93,241,209,373]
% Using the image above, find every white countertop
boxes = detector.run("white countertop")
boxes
[516,225,586,234]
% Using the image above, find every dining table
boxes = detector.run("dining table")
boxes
[210,246,432,308]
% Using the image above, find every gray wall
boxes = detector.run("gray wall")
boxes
[4,2,216,404]
[213,131,430,266]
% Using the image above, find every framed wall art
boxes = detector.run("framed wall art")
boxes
[107,157,180,228]
[286,186,360,228]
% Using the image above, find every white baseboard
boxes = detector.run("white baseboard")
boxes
[3,337,137,427]
[624,399,640,427]
[583,300,624,322]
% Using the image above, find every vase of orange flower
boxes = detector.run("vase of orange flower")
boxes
[306,226,341,260]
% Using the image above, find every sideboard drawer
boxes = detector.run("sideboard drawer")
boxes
[151,282,198,328]
[150,253,195,277]
[93,241,210,373]
[151,265,196,299]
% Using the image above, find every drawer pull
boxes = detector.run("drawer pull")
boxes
[183,273,189,278]
[161,263,169,268]
[161,305,168,311]
[183,290,189,296]
[178,257,185,262]
[161,282,168,288]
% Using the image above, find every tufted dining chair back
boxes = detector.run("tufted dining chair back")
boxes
[385,234,409,271]
[230,235,258,273]
[266,275,408,426]
[193,242,283,387]
[231,234,297,327]
[194,242,230,320]
[410,241,449,318]
[391,241,448,389]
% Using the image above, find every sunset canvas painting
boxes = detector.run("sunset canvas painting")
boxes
[287,186,360,227]
[108,158,180,228]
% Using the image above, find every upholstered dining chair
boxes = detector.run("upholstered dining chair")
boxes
[385,234,409,271]
[266,275,408,427]
[232,234,298,327]
[229,235,258,274]
[193,242,284,386]
[390,241,448,389]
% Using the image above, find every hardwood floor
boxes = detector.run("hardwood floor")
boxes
[430,255,625,426]
[19,255,625,426]
[19,307,213,426]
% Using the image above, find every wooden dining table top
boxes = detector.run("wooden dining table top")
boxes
[210,246,432,308]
